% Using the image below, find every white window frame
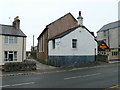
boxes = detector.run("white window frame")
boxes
[4,36,17,44]
[4,51,17,61]
[72,39,77,48]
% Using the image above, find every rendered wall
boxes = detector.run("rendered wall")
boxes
[48,27,97,66]
[1,36,26,65]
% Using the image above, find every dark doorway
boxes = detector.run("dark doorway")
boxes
[9,54,13,61]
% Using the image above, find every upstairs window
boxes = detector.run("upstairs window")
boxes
[103,31,106,36]
[39,35,44,52]
[4,36,17,44]
[72,39,77,48]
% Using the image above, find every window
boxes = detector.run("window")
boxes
[5,36,8,43]
[42,35,44,52]
[39,36,44,52]
[39,38,42,52]
[52,39,55,49]
[112,52,118,56]
[40,38,42,52]
[4,36,17,44]
[4,51,17,61]
[9,36,14,44]
[104,31,106,36]
[14,51,17,61]
[72,39,77,48]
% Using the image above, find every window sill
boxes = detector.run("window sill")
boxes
[72,48,78,51]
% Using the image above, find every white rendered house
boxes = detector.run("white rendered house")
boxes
[48,11,97,66]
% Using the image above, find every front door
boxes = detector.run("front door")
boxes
[8,52,13,61]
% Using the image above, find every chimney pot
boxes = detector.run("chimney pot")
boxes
[77,11,83,25]
[79,11,81,16]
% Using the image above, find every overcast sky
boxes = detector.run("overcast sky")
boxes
[0,0,119,51]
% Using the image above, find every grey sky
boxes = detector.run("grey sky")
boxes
[0,0,119,51]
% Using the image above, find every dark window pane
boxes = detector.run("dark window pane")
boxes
[53,39,55,49]
[72,39,77,48]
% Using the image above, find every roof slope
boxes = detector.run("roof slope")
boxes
[48,13,77,26]
[49,25,95,40]
[38,12,77,39]
[97,20,120,32]
[0,24,26,37]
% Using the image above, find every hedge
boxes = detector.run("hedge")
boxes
[3,60,36,72]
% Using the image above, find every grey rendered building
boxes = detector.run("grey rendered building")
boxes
[97,20,120,61]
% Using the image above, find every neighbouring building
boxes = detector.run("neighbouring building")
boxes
[97,20,120,61]
[0,16,27,65]
[97,40,110,55]
[37,12,78,62]
[37,11,97,66]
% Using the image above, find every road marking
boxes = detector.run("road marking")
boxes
[0,82,35,88]
[64,73,101,80]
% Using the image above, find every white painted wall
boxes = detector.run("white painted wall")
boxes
[1,35,26,65]
[49,27,97,56]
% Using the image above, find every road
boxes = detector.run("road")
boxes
[1,63,119,88]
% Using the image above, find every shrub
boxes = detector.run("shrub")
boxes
[3,60,36,72]
[30,51,37,59]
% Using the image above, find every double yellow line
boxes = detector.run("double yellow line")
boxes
[103,85,120,90]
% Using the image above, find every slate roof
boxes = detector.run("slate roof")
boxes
[97,20,120,32]
[0,24,26,37]
[49,25,95,40]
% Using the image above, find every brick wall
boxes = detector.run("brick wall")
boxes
[48,13,77,39]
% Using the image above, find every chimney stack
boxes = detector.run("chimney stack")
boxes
[77,11,83,26]
[13,16,20,29]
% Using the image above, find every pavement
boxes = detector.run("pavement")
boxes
[27,59,56,70]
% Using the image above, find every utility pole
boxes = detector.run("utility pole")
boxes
[33,35,34,51]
